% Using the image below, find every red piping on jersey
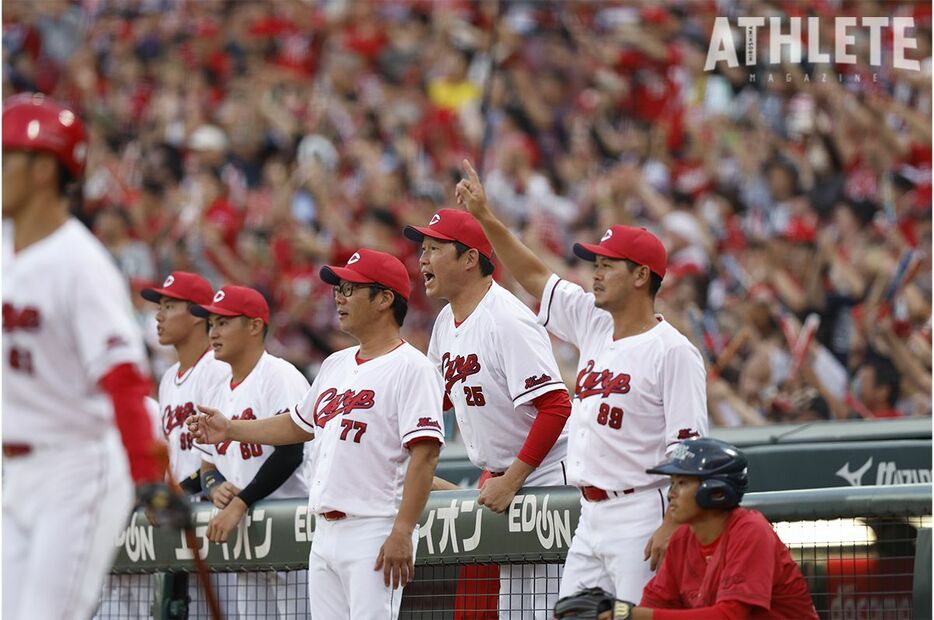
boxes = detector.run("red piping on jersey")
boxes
[452,282,493,329]
[355,340,406,365]
[177,348,211,380]
[404,435,443,449]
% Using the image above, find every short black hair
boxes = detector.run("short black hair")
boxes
[368,287,408,327]
[865,356,901,407]
[187,302,211,335]
[454,241,495,277]
[623,260,663,298]
[57,161,75,195]
[238,316,269,340]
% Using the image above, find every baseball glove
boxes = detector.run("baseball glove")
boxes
[553,587,634,619]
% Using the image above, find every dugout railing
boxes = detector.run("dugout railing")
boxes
[97,484,932,619]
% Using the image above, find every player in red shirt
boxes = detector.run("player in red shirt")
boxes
[554,438,818,620]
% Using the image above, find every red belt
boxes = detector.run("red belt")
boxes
[3,444,32,458]
[321,510,347,521]
[580,486,635,502]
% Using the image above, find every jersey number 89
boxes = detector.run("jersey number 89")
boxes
[596,403,623,429]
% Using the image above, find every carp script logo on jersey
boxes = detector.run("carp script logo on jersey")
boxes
[3,303,41,332]
[441,352,481,393]
[163,402,195,435]
[313,388,376,427]
[574,359,631,400]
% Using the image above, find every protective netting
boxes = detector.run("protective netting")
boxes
[95,516,926,619]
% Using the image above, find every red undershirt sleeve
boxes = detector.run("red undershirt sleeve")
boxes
[516,390,572,468]
[99,363,163,483]
[651,600,752,620]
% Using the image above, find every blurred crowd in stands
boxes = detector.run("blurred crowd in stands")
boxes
[4,0,931,425]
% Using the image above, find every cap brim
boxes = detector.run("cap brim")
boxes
[319,265,378,286]
[403,225,457,244]
[190,304,242,318]
[645,462,692,476]
[573,242,626,262]
[141,287,191,303]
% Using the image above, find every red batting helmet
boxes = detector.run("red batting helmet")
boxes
[2,93,88,178]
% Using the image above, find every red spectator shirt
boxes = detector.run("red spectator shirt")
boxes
[641,508,818,619]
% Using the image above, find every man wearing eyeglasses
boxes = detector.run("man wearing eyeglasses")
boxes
[189,285,311,618]
[189,249,445,620]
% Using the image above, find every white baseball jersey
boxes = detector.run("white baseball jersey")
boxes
[537,274,708,491]
[290,342,445,518]
[158,350,231,483]
[428,281,568,473]
[2,219,149,445]
[203,352,309,498]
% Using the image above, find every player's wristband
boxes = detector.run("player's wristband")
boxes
[201,469,226,495]
[180,470,203,495]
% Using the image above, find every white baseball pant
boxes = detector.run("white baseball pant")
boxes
[558,485,669,602]
[4,432,134,620]
[309,515,417,620]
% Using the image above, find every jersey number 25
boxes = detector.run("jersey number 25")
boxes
[464,386,486,406]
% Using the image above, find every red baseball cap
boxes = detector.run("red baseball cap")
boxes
[403,209,494,260]
[141,272,214,306]
[573,225,668,278]
[190,285,270,324]
[320,249,412,301]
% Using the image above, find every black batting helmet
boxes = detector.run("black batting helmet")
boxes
[647,437,749,509]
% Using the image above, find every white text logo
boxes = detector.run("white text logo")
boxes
[705,17,919,71]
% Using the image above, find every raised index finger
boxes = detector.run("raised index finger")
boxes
[463,159,480,184]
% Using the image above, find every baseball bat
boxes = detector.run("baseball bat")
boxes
[844,392,875,420]
[686,306,717,364]
[719,255,751,295]
[164,469,224,620]
[714,328,752,374]
[702,310,723,355]
[788,313,820,381]
[883,250,921,304]
[777,310,800,353]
